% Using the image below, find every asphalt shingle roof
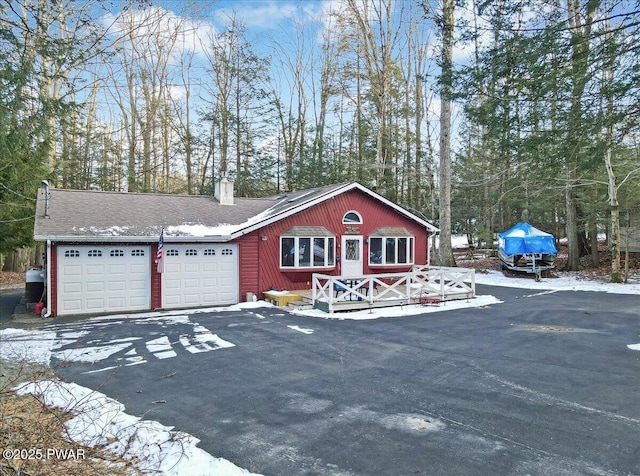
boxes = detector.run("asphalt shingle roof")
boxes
[34,183,352,241]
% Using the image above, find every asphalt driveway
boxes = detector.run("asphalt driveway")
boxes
[29,285,640,474]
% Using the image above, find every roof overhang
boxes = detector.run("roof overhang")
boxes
[230,182,439,238]
[34,235,232,243]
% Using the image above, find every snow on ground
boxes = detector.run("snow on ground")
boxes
[2,274,639,474]
[0,311,240,369]
[474,269,640,295]
[291,295,502,320]
[14,379,260,476]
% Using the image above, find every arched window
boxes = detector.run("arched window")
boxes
[342,210,363,224]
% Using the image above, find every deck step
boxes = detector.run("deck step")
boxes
[287,300,313,311]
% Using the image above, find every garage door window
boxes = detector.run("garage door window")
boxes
[204,249,216,256]
[222,249,233,255]
[167,249,179,256]
[64,250,80,258]
[88,249,102,257]
[110,249,124,257]
[185,249,198,256]
[131,249,145,256]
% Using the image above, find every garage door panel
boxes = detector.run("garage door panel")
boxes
[202,292,219,302]
[129,263,147,273]
[220,263,235,272]
[164,296,181,306]
[219,292,235,301]
[85,298,105,310]
[184,263,199,273]
[165,263,181,273]
[129,296,147,306]
[63,265,82,276]
[164,279,181,289]
[57,246,150,316]
[63,282,82,293]
[86,264,105,274]
[184,294,201,304]
[162,244,238,309]
[107,296,126,308]
[64,300,82,311]
[129,280,146,290]
[87,281,106,292]
[108,280,126,292]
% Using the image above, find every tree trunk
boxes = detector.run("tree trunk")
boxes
[564,0,599,270]
[436,0,456,267]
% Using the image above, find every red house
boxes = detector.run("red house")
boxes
[34,181,438,317]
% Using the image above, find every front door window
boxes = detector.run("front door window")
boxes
[341,235,363,276]
[345,239,359,261]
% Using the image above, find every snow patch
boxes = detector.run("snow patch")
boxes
[475,270,640,295]
[0,328,57,365]
[14,379,260,475]
[292,295,502,320]
[54,343,133,363]
[287,325,314,334]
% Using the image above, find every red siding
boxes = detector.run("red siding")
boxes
[50,244,58,316]
[151,243,161,309]
[236,234,260,300]
[232,188,430,298]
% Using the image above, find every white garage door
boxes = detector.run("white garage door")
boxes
[57,245,151,316]
[162,244,238,309]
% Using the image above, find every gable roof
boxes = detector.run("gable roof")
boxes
[34,182,438,243]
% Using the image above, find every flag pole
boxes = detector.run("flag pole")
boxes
[156,227,165,274]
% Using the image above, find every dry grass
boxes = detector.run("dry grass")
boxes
[0,272,24,287]
[0,362,139,476]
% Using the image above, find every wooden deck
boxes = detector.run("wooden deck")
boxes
[288,290,462,313]
[283,266,477,313]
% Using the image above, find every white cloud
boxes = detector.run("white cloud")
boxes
[215,1,298,30]
[101,6,217,58]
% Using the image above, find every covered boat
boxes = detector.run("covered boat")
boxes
[498,222,558,280]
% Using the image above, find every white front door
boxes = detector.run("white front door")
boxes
[341,235,363,277]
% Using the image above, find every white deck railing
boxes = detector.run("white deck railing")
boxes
[312,266,475,313]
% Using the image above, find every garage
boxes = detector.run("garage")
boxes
[162,244,238,309]
[57,245,151,316]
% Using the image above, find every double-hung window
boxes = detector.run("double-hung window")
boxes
[281,227,336,269]
[368,228,415,266]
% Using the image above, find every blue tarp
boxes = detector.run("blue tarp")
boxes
[498,222,558,256]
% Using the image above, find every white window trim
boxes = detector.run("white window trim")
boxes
[342,210,363,224]
[368,236,415,266]
[280,236,336,269]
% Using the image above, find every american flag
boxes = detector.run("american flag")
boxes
[156,228,164,273]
